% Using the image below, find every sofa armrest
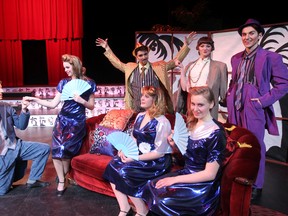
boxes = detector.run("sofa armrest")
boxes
[86,114,106,130]
[234,177,253,186]
[229,178,253,216]
[218,123,261,216]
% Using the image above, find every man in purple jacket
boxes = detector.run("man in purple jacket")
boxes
[226,19,288,200]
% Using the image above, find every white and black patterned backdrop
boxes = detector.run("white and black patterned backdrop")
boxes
[136,23,288,158]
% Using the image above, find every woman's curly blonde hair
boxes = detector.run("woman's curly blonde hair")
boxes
[62,54,86,79]
[141,86,167,118]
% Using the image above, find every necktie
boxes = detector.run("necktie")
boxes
[141,67,145,80]
[235,58,248,110]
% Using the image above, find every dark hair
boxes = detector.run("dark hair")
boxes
[238,18,265,35]
[134,46,149,56]
[196,36,215,51]
[249,23,264,35]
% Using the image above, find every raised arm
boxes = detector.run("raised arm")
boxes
[168,32,198,70]
[179,63,189,91]
[95,37,127,73]
[183,31,198,46]
[24,92,61,109]
[95,38,110,52]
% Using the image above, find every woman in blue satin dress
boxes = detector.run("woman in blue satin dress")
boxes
[103,86,173,216]
[25,54,96,196]
[142,86,227,216]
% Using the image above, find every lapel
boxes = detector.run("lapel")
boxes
[254,47,266,86]
[232,52,244,81]
[127,64,139,80]
[185,60,197,77]
[207,60,217,84]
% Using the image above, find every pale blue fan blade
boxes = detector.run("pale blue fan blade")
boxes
[107,131,139,160]
[106,133,124,150]
[61,79,91,101]
[125,152,139,160]
[173,112,189,155]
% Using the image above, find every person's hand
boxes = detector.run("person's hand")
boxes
[251,98,262,108]
[155,176,175,189]
[184,31,197,46]
[72,94,84,104]
[168,133,176,148]
[21,98,30,112]
[24,96,35,101]
[174,59,181,67]
[118,150,133,163]
[95,38,109,50]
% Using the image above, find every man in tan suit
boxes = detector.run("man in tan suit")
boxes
[95,32,196,114]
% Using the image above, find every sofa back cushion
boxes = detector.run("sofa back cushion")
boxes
[80,111,137,155]
[99,109,134,131]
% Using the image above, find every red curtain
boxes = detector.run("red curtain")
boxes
[46,39,82,86]
[0,0,83,87]
[0,40,23,86]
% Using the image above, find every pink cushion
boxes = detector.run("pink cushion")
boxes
[89,124,119,156]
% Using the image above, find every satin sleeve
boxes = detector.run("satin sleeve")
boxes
[206,129,226,165]
[56,79,69,93]
[153,115,173,154]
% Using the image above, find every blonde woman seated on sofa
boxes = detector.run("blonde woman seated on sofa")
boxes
[103,86,173,216]
[142,86,227,216]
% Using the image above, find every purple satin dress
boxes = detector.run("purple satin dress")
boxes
[103,114,173,198]
[142,119,226,216]
[52,78,97,159]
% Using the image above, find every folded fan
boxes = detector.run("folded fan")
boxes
[61,79,91,101]
[106,131,139,160]
[173,112,189,155]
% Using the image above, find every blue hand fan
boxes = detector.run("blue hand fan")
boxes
[172,112,189,155]
[106,131,139,160]
[61,79,91,101]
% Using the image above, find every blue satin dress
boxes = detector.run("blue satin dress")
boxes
[103,113,173,198]
[52,78,97,159]
[142,119,226,216]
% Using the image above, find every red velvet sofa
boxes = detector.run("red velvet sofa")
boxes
[70,112,261,216]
